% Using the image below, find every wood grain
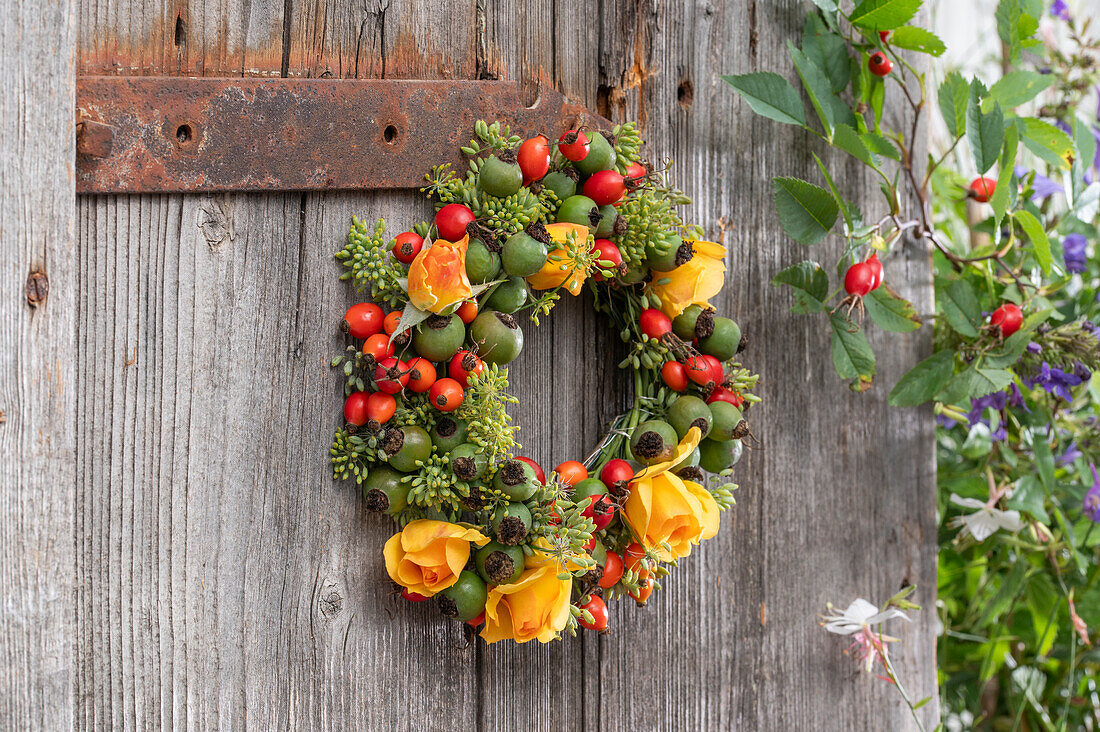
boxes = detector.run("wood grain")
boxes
[0,0,76,728]
[68,0,938,729]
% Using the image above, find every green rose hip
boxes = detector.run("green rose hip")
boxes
[699,317,741,361]
[575,131,615,175]
[492,458,538,501]
[412,314,465,362]
[483,276,528,313]
[361,465,409,515]
[501,231,548,277]
[436,570,488,621]
[469,310,524,365]
[491,502,532,546]
[630,419,679,464]
[541,170,577,200]
[699,437,743,473]
[382,424,432,472]
[708,401,746,442]
[475,541,525,584]
[556,194,601,231]
[667,395,713,439]
[430,416,469,452]
[478,151,523,198]
[465,238,501,284]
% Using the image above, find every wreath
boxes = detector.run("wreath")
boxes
[329,119,759,643]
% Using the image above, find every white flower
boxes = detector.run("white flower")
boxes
[948,493,1026,542]
[822,598,910,635]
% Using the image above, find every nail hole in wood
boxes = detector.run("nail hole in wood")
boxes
[677,78,694,109]
[383,125,398,144]
[176,124,192,145]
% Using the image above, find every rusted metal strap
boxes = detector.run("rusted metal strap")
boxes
[75,78,610,194]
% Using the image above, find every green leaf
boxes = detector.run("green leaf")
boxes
[722,73,807,127]
[1008,475,1049,523]
[984,71,1052,111]
[802,14,851,93]
[832,123,874,166]
[849,0,922,30]
[813,153,856,229]
[1019,117,1075,170]
[861,132,900,160]
[888,26,946,55]
[938,72,970,138]
[936,365,1014,403]
[1032,435,1054,489]
[967,85,1005,175]
[996,0,1040,61]
[939,278,983,338]
[829,313,876,380]
[811,0,839,10]
[976,562,1028,629]
[1072,116,1097,200]
[787,41,839,135]
[888,349,956,407]
[990,124,1019,228]
[773,261,829,313]
[863,285,921,332]
[1013,209,1051,274]
[391,301,432,345]
[772,177,839,245]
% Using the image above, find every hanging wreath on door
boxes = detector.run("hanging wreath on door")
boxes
[329,119,758,643]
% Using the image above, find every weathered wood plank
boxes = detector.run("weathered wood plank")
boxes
[72,0,938,729]
[0,0,76,728]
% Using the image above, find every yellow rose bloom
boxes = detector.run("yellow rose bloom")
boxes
[383,519,489,597]
[480,554,573,644]
[407,235,472,313]
[649,239,727,318]
[526,223,593,296]
[621,427,721,561]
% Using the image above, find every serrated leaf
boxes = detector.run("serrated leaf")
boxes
[829,313,876,380]
[889,26,946,55]
[1009,475,1049,523]
[938,71,970,138]
[991,124,1018,228]
[863,285,921,332]
[939,278,983,337]
[1073,116,1097,201]
[773,261,829,313]
[996,0,1040,61]
[849,0,922,30]
[390,301,432,344]
[813,153,856,229]
[722,73,807,127]
[984,71,1052,111]
[1013,209,1051,274]
[803,14,851,93]
[788,41,839,135]
[861,132,900,160]
[832,123,874,165]
[888,349,955,406]
[811,0,838,11]
[1019,117,1075,170]
[967,85,1005,174]
[772,177,839,245]
[937,365,1015,403]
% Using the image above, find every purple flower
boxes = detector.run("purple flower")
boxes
[1014,165,1065,201]
[1023,361,1087,401]
[1007,382,1031,413]
[1058,440,1083,465]
[1027,342,1044,354]
[1085,465,1100,522]
[937,414,958,430]
[1051,0,1071,21]
[1055,120,1073,136]
[991,424,1007,442]
[968,391,1007,426]
[1063,233,1088,274]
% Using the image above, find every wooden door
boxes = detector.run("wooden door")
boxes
[2,0,938,729]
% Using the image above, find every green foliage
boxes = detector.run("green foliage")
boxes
[454,364,519,470]
[336,217,409,308]
[729,0,1100,724]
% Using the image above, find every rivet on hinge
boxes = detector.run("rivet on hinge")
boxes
[76,115,116,158]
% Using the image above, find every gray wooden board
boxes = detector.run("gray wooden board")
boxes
[0,0,76,729]
[64,0,939,729]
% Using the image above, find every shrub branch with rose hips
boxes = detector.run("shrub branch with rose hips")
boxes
[730,0,1100,724]
[329,119,758,643]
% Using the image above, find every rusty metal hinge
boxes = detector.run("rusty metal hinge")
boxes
[75,77,610,194]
